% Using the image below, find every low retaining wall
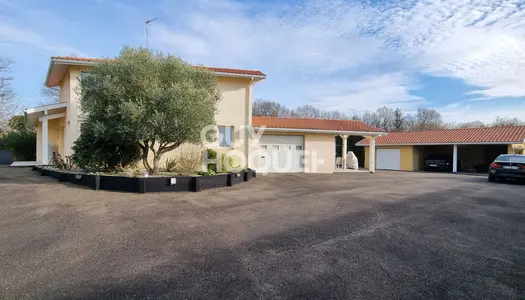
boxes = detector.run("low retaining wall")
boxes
[33,167,256,194]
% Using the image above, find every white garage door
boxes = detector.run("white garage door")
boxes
[258,135,304,173]
[376,149,401,170]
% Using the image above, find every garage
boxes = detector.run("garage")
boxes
[376,149,401,170]
[258,135,304,173]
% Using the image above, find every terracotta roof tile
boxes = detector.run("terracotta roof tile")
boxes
[357,126,525,145]
[252,116,384,133]
[51,56,266,77]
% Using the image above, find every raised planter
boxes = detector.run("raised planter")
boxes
[228,171,245,186]
[99,176,142,193]
[244,169,256,181]
[66,173,99,190]
[34,166,254,193]
[40,168,68,181]
[145,176,194,193]
[194,174,228,192]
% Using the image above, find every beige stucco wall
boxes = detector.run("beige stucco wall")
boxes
[509,143,525,154]
[364,145,415,171]
[304,133,335,173]
[214,77,253,164]
[62,66,91,156]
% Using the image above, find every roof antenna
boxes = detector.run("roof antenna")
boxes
[145,18,158,49]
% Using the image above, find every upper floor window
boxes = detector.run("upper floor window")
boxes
[80,71,91,81]
[218,126,233,147]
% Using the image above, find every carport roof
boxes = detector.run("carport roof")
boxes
[357,126,525,146]
[252,116,385,135]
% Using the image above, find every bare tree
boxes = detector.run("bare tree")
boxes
[290,104,321,119]
[320,110,349,120]
[456,120,485,128]
[253,99,290,117]
[492,117,524,127]
[39,83,60,104]
[375,106,396,131]
[413,107,444,130]
[354,107,398,131]
[253,100,348,120]
[0,56,19,133]
[404,114,417,131]
[358,111,379,128]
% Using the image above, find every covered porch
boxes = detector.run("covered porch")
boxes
[334,133,379,173]
[25,103,67,165]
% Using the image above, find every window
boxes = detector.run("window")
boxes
[80,71,91,81]
[218,126,233,147]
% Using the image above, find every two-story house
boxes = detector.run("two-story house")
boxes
[25,56,385,174]
[25,56,266,170]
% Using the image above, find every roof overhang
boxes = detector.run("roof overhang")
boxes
[24,103,67,126]
[253,127,386,137]
[45,57,266,87]
[357,141,521,146]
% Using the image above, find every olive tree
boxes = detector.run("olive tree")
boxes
[78,46,221,174]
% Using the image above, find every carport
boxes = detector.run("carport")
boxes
[358,126,525,173]
[413,144,509,172]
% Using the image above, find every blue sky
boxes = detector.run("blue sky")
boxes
[1,0,525,123]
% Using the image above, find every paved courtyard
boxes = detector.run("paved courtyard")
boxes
[1,166,524,299]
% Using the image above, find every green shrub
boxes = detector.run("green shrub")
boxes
[206,149,218,173]
[197,169,216,176]
[206,149,217,159]
[71,122,141,171]
[0,130,36,161]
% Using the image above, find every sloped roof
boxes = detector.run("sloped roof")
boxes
[50,56,266,77]
[357,126,525,145]
[252,116,385,133]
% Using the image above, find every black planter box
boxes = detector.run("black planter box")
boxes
[228,171,244,186]
[35,167,249,193]
[66,173,99,190]
[145,176,193,193]
[99,176,142,193]
[40,168,67,181]
[244,169,256,181]
[194,174,228,192]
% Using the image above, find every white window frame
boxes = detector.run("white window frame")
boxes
[218,126,234,148]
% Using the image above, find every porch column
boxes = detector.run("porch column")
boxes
[452,144,458,173]
[42,118,48,165]
[39,112,65,165]
[369,137,376,173]
[342,135,348,169]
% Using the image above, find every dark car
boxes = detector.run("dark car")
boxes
[423,154,454,172]
[488,154,525,182]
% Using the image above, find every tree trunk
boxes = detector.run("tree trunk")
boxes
[152,155,160,175]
